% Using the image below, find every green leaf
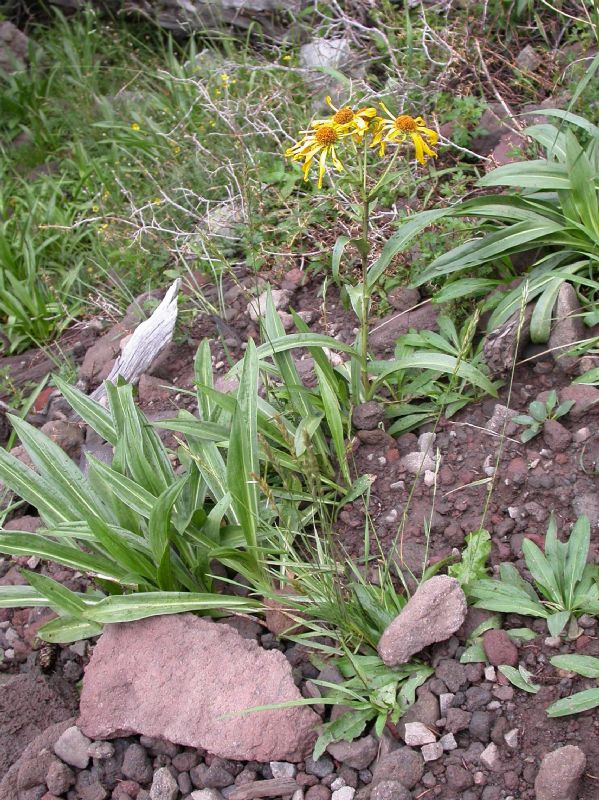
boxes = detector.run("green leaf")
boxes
[229,334,357,377]
[332,235,350,282]
[370,353,497,397]
[547,610,570,637]
[313,709,373,760]
[522,538,562,605]
[530,275,565,343]
[84,592,260,623]
[53,376,117,445]
[564,515,590,610]
[314,363,349,484]
[37,615,103,643]
[21,570,88,617]
[506,627,537,642]
[470,578,547,617]
[148,479,186,587]
[227,339,259,552]
[498,665,540,693]
[87,455,155,518]
[448,529,491,590]
[0,532,127,581]
[367,208,453,288]
[0,585,49,608]
[460,640,487,663]
[546,688,599,717]
[574,367,599,385]
[529,401,548,423]
[550,654,599,678]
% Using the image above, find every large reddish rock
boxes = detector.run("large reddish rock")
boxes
[377,576,467,666]
[78,614,319,762]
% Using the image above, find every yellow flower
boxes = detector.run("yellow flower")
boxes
[282,54,292,61]
[285,123,352,188]
[313,96,378,141]
[371,105,438,163]
[220,73,230,84]
[131,122,140,131]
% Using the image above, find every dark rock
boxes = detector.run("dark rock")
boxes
[434,660,467,693]
[352,402,385,431]
[446,765,473,791]
[39,420,85,461]
[122,744,153,784]
[548,283,585,375]
[445,708,472,734]
[464,686,492,711]
[469,711,491,743]
[326,736,378,769]
[149,767,178,800]
[190,762,235,789]
[45,759,75,795]
[304,755,334,778]
[370,304,438,354]
[542,419,572,452]
[482,629,518,667]
[370,780,411,800]
[371,749,424,790]
[305,787,331,800]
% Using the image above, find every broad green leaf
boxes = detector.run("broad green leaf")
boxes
[313,709,373,760]
[547,610,570,637]
[87,455,155,518]
[433,278,502,304]
[499,562,542,602]
[314,363,350,484]
[530,276,564,343]
[460,640,487,663]
[370,353,497,397]
[470,579,547,618]
[21,570,88,617]
[332,235,350,282]
[498,665,540,693]
[37,615,103,643]
[227,340,259,552]
[0,585,49,607]
[546,688,599,717]
[478,161,572,190]
[194,339,215,421]
[506,627,537,642]
[53,376,117,445]
[550,654,599,678]
[564,516,590,610]
[522,538,562,605]
[229,334,357,376]
[0,532,126,580]
[367,208,453,288]
[148,479,186,586]
[528,401,548,423]
[85,591,260,623]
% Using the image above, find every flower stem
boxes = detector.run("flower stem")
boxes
[359,138,371,396]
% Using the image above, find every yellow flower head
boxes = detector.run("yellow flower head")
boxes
[313,96,378,141]
[371,105,438,163]
[285,123,352,188]
[131,122,140,131]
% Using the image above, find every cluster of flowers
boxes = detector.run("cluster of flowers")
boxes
[285,97,438,188]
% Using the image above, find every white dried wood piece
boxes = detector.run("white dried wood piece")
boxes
[90,279,180,404]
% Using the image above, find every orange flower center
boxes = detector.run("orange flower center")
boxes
[315,125,338,145]
[395,115,417,132]
[333,107,354,125]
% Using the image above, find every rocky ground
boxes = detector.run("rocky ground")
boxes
[1,265,599,800]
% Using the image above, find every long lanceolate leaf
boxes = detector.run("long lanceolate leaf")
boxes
[227,340,260,553]
[7,415,109,524]
[53,376,117,445]
[369,353,497,397]
[84,591,261,624]
[564,515,590,611]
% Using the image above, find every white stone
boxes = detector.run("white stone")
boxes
[418,432,436,452]
[400,451,436,475]
[484,665,496,682]
[247,289,291,322]
[423,470,436,487]
[421,742,443,762]
[53,726,92,769]
[480,742,501,771]
[270,762,297,780]
[404,722,436,746]
[331,788,355,800]
[439,693,455,716]
[191,791,225,800]
[440,733,457,751]
[299,38,351,70]
[330,777,346,790]
[504,728,519,749]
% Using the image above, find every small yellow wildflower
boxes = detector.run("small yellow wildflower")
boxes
[152,197,162,204]
[131,122,140,131]
[92,205,99,213]
[313,96,378,140]
[285,123,352,188]
[220,73,230,84]
[282,54,292,61]
[371,105,438,163]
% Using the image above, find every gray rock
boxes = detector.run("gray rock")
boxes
[534,745,586,800]
[87,741,115,760]
[377,576,467,665]
[370,781,410,800]
[421,742,443,762]
[485,404,519,436]
[542,419,572,452]
[247,289,292,322]
[435,660,467,693]
[403,723,436,749]
[45,759,75,795]
[331,788,355,800]
[446,765,473,791]
[445,708,472,734]
[469,711,491,743]
[399,451,436,475]
[439,733,457,751]
[371,749,424,790]
[482,306,533,378]
[369,304,438,354]
[0,21,28,73]
[122,744,154,784]
[150,767,179,800]
[53,726,92,769]
[549,283,586,374]
[269,762,296,780]
[305,755,334,778]
[191,791,225,800]
[516,44,541,71]
[191,762,235,788]
[573,493,599,528]
[299,38,351,70]
[326,736,378,770]
[480,742,501,772]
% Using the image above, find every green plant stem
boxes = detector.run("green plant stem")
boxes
[359,139,371,395]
